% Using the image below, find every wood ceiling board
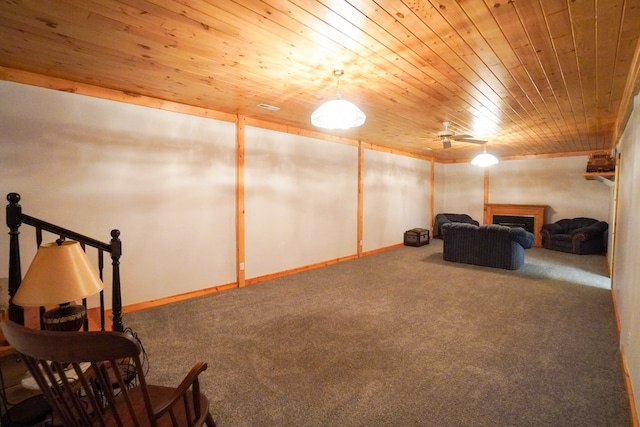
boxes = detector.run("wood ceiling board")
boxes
[428,1,553,146]
[487,1,577,149]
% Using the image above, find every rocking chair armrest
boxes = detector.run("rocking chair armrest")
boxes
[153,361,209,418]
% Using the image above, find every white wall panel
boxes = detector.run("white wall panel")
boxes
[612,93,640,413]
[488,157,611,223]
[362,150,431,251]
[433,163,446,218]
[439,162,485,222]
[244,127,358,278]
[0,81,237,306]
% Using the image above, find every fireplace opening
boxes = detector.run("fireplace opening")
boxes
[492,215,535,234]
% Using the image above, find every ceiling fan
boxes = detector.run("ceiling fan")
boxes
[436,121,487,148]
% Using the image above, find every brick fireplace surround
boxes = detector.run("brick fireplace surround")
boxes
[483,204,546,247]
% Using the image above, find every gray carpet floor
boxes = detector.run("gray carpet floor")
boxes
[125,240,630,426]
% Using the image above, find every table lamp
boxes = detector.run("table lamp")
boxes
[13,239,104,331]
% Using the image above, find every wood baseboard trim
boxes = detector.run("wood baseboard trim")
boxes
[611,288,638,426]
[245,254,359,285]
[621,345,639,427]
[362,243,404,256]
[86,282,237,329]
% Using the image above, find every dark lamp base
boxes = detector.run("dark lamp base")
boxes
[43,304,86,331]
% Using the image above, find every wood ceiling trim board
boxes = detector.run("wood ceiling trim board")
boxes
[243,116,361,148]
[360,142,434,161]
[0,66,236,122]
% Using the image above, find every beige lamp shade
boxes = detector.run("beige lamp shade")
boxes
[13,240,104,307]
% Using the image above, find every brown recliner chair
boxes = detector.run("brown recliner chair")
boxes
[541,217,608,255]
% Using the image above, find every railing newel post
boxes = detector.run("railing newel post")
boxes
[6,193,24,325]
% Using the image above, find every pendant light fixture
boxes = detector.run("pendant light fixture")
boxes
[471,147,499,167]
[311,69,366,130]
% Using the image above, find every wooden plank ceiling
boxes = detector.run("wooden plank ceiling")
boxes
[0,0,639,161]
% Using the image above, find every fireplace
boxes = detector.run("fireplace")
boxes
[493,215,535,234]
[483,204,546,247]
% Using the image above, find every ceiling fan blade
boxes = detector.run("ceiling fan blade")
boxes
[455,138,487,144]
[452,134,473,140]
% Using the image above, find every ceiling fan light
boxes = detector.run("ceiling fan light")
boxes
[471,152,499,167]
[311,98,366,130]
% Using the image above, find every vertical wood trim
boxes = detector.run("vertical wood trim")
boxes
[357,141,364,257]
[430,158,435,235]
[609,152,622,280]
[236,116,246,287]
[484,168,490,212]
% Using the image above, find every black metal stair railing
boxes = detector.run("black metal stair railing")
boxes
[6,193,123,332]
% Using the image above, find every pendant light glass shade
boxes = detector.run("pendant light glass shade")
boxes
[471,150,499,167]
[311,69,366,130]
[311,96,366,130]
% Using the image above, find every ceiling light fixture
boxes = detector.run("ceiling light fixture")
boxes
[311,69,366,130]
[471,147,499,167]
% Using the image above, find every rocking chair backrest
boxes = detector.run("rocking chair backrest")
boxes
[1,321,214,427]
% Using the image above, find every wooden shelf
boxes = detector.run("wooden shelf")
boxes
[584,172,615,180]
[584,172,615,187]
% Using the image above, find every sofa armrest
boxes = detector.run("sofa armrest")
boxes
[571,221,608,241]
[509,228,534,249]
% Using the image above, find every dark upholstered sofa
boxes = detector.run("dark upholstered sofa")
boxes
[433,213,479,238]
[541,217,608,254]
[441,223,534,270]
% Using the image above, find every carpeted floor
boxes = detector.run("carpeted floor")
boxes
[125,240,630,426]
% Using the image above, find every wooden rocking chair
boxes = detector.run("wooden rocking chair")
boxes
[1,321,216,427]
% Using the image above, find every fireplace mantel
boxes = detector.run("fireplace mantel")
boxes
[483,204,546,247]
